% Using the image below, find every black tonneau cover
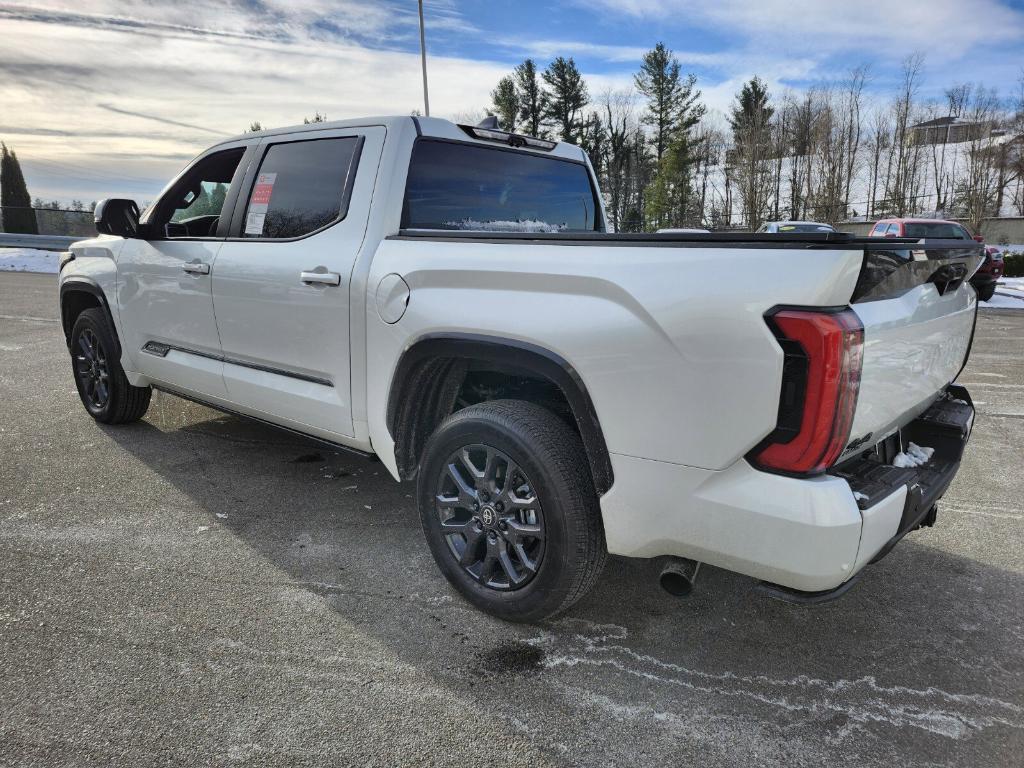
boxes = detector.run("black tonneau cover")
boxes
[394,229,983,251]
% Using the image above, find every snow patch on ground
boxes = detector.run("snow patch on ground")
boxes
[982,276,1024,310]
[0,248,59,274]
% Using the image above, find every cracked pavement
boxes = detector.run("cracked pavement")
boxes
[1,271,1022,766]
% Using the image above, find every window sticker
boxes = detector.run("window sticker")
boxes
[244,172,277,235]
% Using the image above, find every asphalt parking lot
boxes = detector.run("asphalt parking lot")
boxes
[1,270,1022,767]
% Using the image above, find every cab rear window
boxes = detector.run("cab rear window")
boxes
[402,140,601,233]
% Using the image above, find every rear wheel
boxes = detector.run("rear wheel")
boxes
[418,400,606,622]
[70,308,151,424]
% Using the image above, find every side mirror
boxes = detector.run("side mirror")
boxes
[973,235,985,243]
[95,198,142,238]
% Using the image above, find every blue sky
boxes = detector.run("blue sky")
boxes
[1,0,1022,203]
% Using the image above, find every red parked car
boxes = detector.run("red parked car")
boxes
[868,218,1001,301]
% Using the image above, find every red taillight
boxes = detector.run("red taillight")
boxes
[753,308,864,475]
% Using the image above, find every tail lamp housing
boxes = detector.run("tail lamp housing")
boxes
[752,307,864,476]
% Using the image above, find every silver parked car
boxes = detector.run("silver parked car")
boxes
[757,220,837,234]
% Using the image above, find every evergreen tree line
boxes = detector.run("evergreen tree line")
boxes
[0,144,99,236]
[1,142,38,235]
[488,49,1024,232]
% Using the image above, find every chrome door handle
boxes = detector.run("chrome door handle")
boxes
[182,262,210,275]
[301,270,341,286]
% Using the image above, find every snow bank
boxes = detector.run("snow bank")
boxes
[981,276,1024,310]
[0,248,59,274]
[893,442,935,468]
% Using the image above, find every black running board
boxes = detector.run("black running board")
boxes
[151,384,375,460]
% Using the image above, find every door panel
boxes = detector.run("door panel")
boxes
[211,127,385,440]
[115,142,254,398]
[117,238,227,397]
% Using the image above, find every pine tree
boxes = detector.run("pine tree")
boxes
[729,77,774,141]
[303,111,327,124]
[633,44,706,229]
[0,143,38,235]
[634,43,704,164]
[210,183,228,215]
[542,57,589,144]
[490,76,520,132]
[514,59,545,138]
[245,121,263,133]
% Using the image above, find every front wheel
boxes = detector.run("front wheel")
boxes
[975,283,996,302]
[417,400,606,622]
[70,308,151,424]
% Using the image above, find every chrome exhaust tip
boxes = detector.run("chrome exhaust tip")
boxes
[659,558,701,597]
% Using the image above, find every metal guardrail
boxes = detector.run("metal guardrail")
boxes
[0,233,81,251]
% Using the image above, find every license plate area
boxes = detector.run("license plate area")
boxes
[831,385,974,512]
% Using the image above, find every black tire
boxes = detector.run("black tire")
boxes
[976,283,996,302]
[70,308,151,424]
[417,400,606,622]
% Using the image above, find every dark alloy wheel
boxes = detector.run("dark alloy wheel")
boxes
[69,308,151,424]
[73,327,111,412]
[418,399,607,622]
[435,444,546,590]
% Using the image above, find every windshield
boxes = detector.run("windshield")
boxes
[903,222,971,239]
[776,223,836,233]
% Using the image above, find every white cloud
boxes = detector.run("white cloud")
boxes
[0,1,501,202]
[581,0,1024,56]
[3,0,1021,204]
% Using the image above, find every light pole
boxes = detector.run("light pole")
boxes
[418,0,430,117]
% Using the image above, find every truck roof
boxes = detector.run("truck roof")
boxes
[217,115,589,163]
[876,217,962,225]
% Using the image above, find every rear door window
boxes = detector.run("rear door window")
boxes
[402,140,600,232]
[242,137,362,239]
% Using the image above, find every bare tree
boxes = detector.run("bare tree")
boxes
[811,86,850,223]
[884,53,927,216]
[693,119,727,227]
[953,85,1004,231]
[598,91,634,231]
[783,91,818,220]
[729,77,775,228]
[841,66,868,216]
[866,110,891,218]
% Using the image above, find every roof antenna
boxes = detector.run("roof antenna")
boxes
[476,115,500,130]
[418,0,430,117]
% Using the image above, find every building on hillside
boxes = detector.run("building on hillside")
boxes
[911,116,992,146]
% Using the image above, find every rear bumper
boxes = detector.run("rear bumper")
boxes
[600,385,974,597]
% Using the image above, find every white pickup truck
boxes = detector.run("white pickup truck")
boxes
[58,116,981,621]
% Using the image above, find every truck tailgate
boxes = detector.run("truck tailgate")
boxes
[842,244,980,459]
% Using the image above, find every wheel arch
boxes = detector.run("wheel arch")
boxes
[60,278,121,358]
[386,333,614,496]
